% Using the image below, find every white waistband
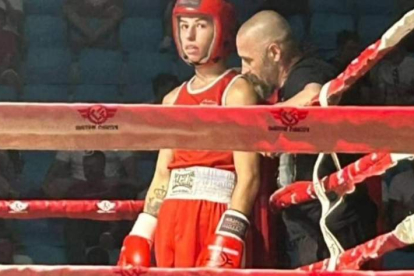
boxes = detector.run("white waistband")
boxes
[166,166,236,204]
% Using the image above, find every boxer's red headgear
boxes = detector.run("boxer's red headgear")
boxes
[172,0,237,65]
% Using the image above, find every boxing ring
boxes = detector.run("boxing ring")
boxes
[0,8,414,276]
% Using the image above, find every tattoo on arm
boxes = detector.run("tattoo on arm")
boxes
[146,197,163,216]
[145,186,167,216]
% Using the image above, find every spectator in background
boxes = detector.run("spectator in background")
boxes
[0,150,20,199]
[63,151,138,265]
[397,1,414,53]
[63,0,123,53]
[159,0,176,53]
[85,246,110,265]
[329,30,372,105]
[0,2,23,99]
[370,44,414,105]
[388,161,414,229]
[387,160,414,258]
[63,151,140,200]
[0,150,23,265]
[65,151,120,199]
[152,73,179,104]
[257,0,308,17]
[0,234,14,265]
[330,30,361,73]
[42,150,139,199]
[397,0,414,14]
[0,224,33,264]
[0,0,23,35]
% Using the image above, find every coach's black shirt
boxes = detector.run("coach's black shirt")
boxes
[280,56,377,244]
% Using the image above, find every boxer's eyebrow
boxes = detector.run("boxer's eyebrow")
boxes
[179,18,190,24]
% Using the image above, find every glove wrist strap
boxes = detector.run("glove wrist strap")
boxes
[130,213,157,242]
[216,210,249,241]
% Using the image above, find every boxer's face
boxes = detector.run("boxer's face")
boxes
[178,16,215,64]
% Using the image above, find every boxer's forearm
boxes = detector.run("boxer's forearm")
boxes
[230,151,261,216]
[141,90,178,217]
[143,149,173,217]
[143,178,169,217]
[230,175,260,216]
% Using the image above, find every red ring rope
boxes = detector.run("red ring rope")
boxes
[270,153,411,209]
[0,200,143,220]
[0,265,413,276]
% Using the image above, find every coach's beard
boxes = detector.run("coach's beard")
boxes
[243,73,276,102]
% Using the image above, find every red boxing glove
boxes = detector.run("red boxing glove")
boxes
[197,210,249,268]
[117,213,157,267]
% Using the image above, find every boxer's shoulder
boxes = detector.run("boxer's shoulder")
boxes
[225,77,258,105]
[162,85,183,105]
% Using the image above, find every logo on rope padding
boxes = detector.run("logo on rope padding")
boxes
[78,105,117,125]
[76,105,119,131]
[269,108,310,133]
[97,200,116,213]
[8,201,29,213]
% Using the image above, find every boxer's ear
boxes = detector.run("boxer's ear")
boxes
[267,43,281,63]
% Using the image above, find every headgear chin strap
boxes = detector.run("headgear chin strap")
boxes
[172,0,237,66]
